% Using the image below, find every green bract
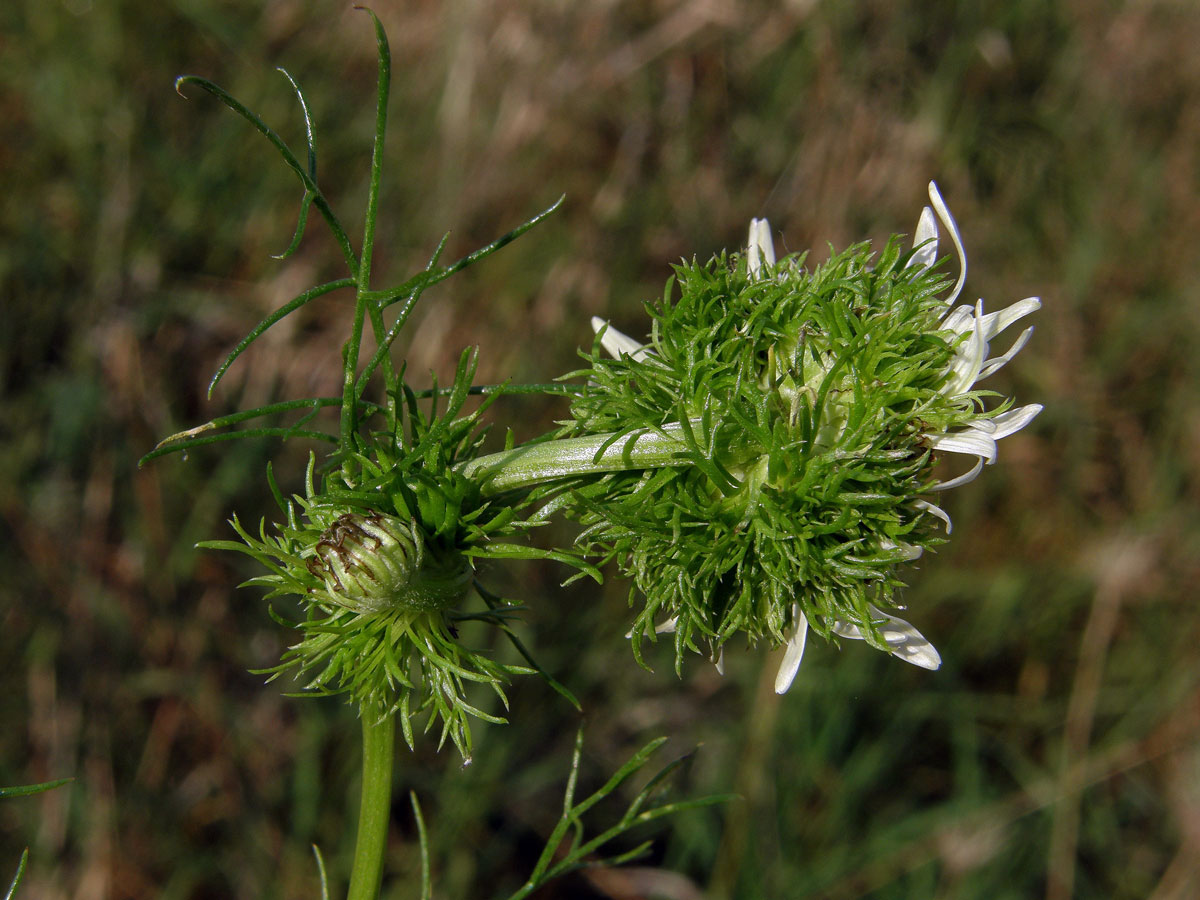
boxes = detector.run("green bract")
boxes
[565,237,1005,673]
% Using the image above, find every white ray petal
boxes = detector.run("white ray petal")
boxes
[942,301,988,396]
[591,316,651,361]
[907,206,939,271]
[914,499,953,534]
[988,403,1043,440]
[977,325,1034,380]
[942,304,977,333]
[832,604,942,670]
[977,297,1042,341]
[713,647,725,676]
[747,217,776,278]
[625,616,678,639]
[880,538,924,561]
[928,182,967,306]
[931,456,985,491]
[925,428,998,463]
[774,605,808,694]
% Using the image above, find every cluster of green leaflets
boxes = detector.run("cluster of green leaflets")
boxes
[561,240,991,668]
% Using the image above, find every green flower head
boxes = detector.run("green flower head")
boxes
[203,353,554,762]
[572,183,1041,689]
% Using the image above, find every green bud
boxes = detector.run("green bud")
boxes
[307,513,472,613]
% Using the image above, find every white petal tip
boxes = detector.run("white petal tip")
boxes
[908,207,939,271]
[926,181,966,305]
[591,319,649,361]
[898,645,942,670]
[774,608,808,694]
[989,403,1044,441]
[624,616,678,640]
[913,499,953,534]
[839,604,943,671]
[747,217,776,277]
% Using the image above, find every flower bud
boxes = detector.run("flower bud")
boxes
[307,512,471,613]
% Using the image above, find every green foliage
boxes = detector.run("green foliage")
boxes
[0,779,73,800]
[563,242,980,668]
[2,780,71,899]
[197,348,593,760]
[4,850,28,900]
[505,730,731,900]
[142,13,586,769]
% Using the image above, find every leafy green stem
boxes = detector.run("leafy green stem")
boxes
[459,421,717,497]
[345,715,396,900]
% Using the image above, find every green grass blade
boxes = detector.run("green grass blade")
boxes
[271,191,314,261]
[409,791,433,900]
[354,236,447,402]
[310,844,329,900]
[207,277,355,397]
[355,6,390,294]
[4,849,28,900]
[140,397,364,467]
[411,382,583,400]
[139,427,338,466]
[173,75,357,274]
[0,779,72,799]
[276,67,316,178]
[465,544,602,583]
[376,195,566,313]
[476,583,582,711]
[570,737,668,820]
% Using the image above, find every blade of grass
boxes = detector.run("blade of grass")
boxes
[0,779,73,799]
[207,277,355,398]
[174,76,357,274]
[139,427,338,466]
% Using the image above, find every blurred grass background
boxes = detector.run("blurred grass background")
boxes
[3,0,1199,897]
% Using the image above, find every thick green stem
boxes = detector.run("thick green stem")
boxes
[459,424,697,497]
[346,715,396,900]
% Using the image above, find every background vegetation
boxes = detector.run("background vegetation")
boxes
[3,1,1198,897]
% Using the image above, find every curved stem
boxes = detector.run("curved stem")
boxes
[346,715,396,900]
[459,424,695,497]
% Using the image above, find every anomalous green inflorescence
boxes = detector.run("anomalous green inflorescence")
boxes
[568,184,1041,690]
[198,351,586,762]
